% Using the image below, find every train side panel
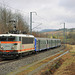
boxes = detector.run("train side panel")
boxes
[35,38,47,51]
[19,37,35,53]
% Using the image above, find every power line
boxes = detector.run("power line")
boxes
[36,15,50,23]
[0,2,29,14]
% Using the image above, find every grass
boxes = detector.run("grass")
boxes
[69,45,75,53]
[53,52,75,75]
[39,45,75,75]
[34,44,74,75]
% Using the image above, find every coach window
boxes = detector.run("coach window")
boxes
[22,37,33,44]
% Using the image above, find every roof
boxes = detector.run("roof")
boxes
[0,34,34,38]
[35,37,60,40]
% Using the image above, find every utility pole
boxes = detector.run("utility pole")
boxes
[57,33,59,39]
[60,22,66,48]
[30,12,37,34]
[64,23,65,46]
[30,12,32,34]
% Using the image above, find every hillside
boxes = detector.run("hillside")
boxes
[42,28,75,44]
[40,29,57,32]
[57,28,75,31]
[43,28,75,35]
[41,28,75,33]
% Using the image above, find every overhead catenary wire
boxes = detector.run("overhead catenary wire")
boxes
[0,1,28,14]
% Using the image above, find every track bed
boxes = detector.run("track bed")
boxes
[0,45,64,75]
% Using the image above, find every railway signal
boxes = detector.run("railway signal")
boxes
[9,19,17,31]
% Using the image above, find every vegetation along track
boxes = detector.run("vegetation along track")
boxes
[0,45,64,75]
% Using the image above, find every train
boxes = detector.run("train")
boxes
[0,33,61,58]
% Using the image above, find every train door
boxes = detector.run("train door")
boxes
[36,40,39,51]
[19,37,21,50]
[47,40,48,48]
[49,40,51,47]
[55,40,56,47]
[38,40,40,50]
[51,40,52,47]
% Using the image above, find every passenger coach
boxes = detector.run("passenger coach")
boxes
[34,38,61,51]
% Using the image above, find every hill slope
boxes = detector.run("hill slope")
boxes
[40,29,57,32]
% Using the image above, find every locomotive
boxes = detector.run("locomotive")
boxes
[0,33,61,58]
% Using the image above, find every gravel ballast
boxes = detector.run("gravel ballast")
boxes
[0,46,64,75]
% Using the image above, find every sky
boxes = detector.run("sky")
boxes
[0,0,75,31]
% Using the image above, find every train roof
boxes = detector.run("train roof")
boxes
[35,37,60,40]
[0,34,34,38]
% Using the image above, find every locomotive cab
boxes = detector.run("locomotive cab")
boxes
[0,34,35,59]
[0,34,21,58]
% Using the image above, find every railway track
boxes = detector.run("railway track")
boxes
[0,45,64,65]
[0,45,65,75]
[0,59,18,65]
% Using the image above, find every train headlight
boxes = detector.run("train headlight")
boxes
[11,46,14,50]
[1,46,3,50]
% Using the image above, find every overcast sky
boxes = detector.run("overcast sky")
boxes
[0,0,75,31]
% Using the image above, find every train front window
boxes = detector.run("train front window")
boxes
[8,36,15,41]
[0,36,7,41]
[0,36,16,41]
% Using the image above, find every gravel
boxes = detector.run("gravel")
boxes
[0,46,64,75]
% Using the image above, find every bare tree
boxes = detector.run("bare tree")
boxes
[15,13,29,33]
[0,5,29,34]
